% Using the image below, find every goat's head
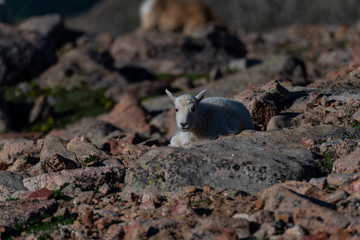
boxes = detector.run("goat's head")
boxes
[166,89,207,131]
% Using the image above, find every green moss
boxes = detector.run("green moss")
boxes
[190,198,211,205]
[53,183,70,200]
[83,155,100,164]
[5,197,20,201]
[5,214,74,240]
[325,184,339,192]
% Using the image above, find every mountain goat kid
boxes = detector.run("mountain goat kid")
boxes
[166,89,254,147]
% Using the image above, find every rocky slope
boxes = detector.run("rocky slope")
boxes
[0,14,360,240]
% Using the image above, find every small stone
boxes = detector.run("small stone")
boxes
[302,137,315,149]
[185,185,197,193]
[73,191,94,205]
[99,183,111,195]
[80,208,93,226]
[203,186,211,193]
[343,178,360,194]
[42,154,79,173]
[353,110,360,122]
[324,190,348,204]
[28,188,54,201]
[321,95,328,106]
[327,173,356,187]
[282,226,306,240]
[274,210,292,223]
[171,199,193,216]
[309,177,327,190]
[139,200,155,210]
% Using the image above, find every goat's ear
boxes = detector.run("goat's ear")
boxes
[195,89,207,102]
[165,89,176,103]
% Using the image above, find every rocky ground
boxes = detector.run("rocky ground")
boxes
[0,14,360,240]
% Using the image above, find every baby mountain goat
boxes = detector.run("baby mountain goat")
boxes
[166,89,254,147]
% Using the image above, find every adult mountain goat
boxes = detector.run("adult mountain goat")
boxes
[166,89,254,147]
[139,0,216,35]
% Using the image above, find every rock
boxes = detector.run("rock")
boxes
[253,221,286,239]
[73,191,94,205]
[110,26,247,75]
[28,188,54,201]
[150,109,177,138]
[309,177,327,190]
[17,14,76,48]
[343,177,360,195]
[0,200,58,232]
[37,48,127,90]
[267,115,298,131]
[353,110,360,122]
[184,216,250,239]
[234,80,291,127]
[259,181,328,208]
[333,147,360,173]
[0,23,57,85]
[0,171,29,200]
[0,138,43,167]
[58,117,123,148]
[104,133,138,155]
[327,173,358,187]
[324,190,348,204]
[67,140,106,163]
[40,135,78,168]
[42,154,79,173]
[171,199,193,216]
[23,165,125,191]
[123,126,325,198]
[280,226,307,240]
[293,206,355,234]
[99,183,111,195]
[102,93,149,133]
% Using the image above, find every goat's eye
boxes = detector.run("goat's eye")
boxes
[190,107,195,112]
[175,108,178,112]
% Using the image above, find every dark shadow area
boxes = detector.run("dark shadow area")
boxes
[8,0,101,19]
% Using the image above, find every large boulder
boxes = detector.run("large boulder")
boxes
[37,48,127,90]
[0,23,57,85]
[110,25,247,74]
[122,125,357,197]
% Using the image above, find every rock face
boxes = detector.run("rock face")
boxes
[111,25,247,74]
[123,126,326,197]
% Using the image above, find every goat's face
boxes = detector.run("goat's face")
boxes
[166,89,207,132]
[174,96,197,131]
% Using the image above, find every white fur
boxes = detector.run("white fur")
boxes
[140,0,156,20]
[166,89,254,147]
